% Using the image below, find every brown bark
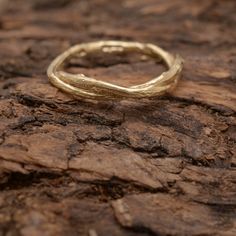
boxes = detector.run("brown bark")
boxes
[0,0,235,235]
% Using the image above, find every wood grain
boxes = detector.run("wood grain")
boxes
[0,0,235,235]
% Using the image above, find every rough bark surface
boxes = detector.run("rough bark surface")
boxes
[0,0,236,235]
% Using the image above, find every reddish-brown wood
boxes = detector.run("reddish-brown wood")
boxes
[0,0,235,235]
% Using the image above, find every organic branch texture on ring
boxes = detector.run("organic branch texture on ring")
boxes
[47,41,184,100]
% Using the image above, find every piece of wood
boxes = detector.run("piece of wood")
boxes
[0,0,235,235]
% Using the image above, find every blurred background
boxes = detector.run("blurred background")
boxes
[0,0,235,87]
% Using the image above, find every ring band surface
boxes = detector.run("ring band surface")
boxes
[47,41,183,100]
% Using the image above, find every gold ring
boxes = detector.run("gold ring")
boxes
[47,41,183,100]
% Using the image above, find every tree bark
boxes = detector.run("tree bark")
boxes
[0,0,235,235]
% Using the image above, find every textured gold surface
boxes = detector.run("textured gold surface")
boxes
[47,41,183,100]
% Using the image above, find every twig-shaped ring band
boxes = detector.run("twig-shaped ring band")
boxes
[47,41,183,100]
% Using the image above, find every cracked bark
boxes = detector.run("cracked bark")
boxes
[0,0,235,235]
